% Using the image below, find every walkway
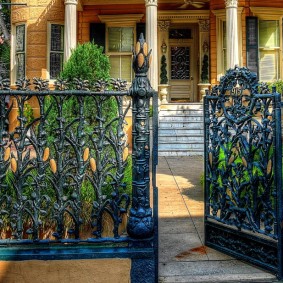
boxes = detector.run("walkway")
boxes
[157,156,278,283]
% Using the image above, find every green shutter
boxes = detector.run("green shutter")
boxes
[136,23,146,40]
[246,17,258,75]
[90,23,106,52]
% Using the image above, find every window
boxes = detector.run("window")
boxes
[258,20,280,81]
[107,27,134,82]
[248,8,283,82]
[48,24,64,80]
[15,24,26,80]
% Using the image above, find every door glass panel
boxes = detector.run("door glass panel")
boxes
[171,46,190,80]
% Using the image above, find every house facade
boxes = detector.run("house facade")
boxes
[9,0,283,102]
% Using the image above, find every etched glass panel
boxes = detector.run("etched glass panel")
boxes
[16,25,25,52]
[171,47,190,80]
[50,24,64,79]
[16,53,25,79]
[51,24,64,51]
[50,53,63,79]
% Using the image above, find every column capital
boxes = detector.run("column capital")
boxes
[64,0,77,5]
[198,19,209,32]
[145,0,157,7]
[225,0,238,8]
[158,21,170,31]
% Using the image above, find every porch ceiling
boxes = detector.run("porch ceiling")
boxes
[81,0,210,8]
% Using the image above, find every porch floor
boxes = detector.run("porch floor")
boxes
[157,156,279,283]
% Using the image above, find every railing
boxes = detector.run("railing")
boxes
[0,34,158,283]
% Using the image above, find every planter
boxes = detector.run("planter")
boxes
[198,83,211,101]
[158,84,170,104]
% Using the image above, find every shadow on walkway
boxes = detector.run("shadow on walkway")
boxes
[157,156,278,283]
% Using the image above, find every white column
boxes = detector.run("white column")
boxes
[145,0,158,91]
[225,0,239,69]
[64,0,78,61]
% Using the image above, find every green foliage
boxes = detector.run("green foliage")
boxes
[267,80,283,95]
[160,55,168,84]
[0,43,10,78]
[60,42,110,83]
[201,54,209,83]
[23,103,34,124]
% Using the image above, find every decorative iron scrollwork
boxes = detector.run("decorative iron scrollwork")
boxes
[205,66,282,239]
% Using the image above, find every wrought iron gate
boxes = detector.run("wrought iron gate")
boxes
[204,67,283,278]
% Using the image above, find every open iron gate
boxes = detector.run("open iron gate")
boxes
[204,67,283,278]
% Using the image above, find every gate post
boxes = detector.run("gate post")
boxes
[127,34,154,239]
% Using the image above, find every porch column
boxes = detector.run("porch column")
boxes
[225,0,239,69]
[145,0,158,91]
[64,0,78,61]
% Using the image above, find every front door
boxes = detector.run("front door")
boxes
[169,26,198,102]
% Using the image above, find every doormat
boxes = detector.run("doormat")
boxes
[170,98,191,103]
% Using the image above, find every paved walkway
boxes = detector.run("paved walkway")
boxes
[157,156,278,283]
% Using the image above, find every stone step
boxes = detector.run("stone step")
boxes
[158,148,204,156]
[159,121,204,129]
[159,109,203,116]
[160,103,203,111]
[159,128,204,135]
[159,135,204,142]
[158,142,204,150]
[159,115,203,122]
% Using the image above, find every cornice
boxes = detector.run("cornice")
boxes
[250,7,283,20]
[158,10,209,23]
[98,14,144,24]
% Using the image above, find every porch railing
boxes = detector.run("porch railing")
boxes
[0,34,158,283]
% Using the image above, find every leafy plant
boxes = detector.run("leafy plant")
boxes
[201,54,209,83]
[160,55,168,84]
[267,80,283,95]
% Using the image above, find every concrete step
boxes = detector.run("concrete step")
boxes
[159,128,204,135]
[159,134,204,142]
[158,148,204,156]
[158,103,204,156]
[159,110,204,116]
[159,121,204,129]
[159,115,203,122]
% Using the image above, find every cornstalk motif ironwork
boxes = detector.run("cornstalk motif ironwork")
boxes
[0,76,133,243]
[204,66,282,275]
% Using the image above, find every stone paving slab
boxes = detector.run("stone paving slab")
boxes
[157,156,278,282]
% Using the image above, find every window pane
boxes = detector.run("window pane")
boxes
[259,20,279,48]
[50,52,63,79]
[259,50,279,81]
[108,27,133,52]
[109,55,132,82]
[121,27,133,52]
[16,53,25,79]
[120,55,132,82]
[51,24,64,52]
[16,25,25,52]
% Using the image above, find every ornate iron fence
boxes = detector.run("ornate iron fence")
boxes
[204,66,283,278]
[0,34,158,283]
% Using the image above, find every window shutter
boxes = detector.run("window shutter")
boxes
[136,23,146,40]
[90,23,106,52]
[246,17,258,75]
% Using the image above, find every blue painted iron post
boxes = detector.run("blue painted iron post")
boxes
[127,34,154,239]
